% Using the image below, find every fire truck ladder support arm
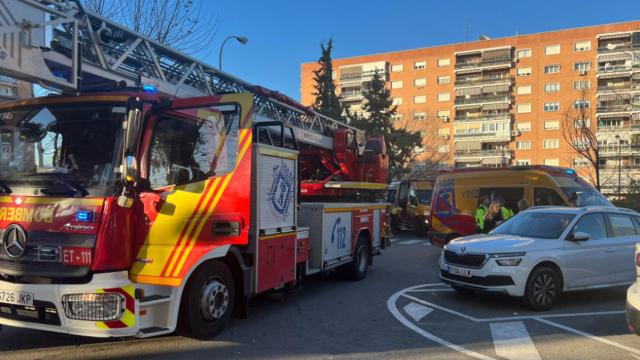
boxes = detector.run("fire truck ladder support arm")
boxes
[0,0,361,149]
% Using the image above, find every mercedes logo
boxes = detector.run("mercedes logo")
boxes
[3,224,27,258]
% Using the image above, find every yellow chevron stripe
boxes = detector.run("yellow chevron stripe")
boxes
[163,177,221,276]
[171,135,252,277]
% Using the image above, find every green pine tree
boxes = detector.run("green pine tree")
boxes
[351,71,422,180]
[312,38,344,120]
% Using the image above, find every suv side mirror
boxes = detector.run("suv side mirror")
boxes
[570,231,590,242]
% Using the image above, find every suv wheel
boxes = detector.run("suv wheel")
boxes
[524,266,561,311]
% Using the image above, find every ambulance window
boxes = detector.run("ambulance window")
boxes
[534,188,567,206]
[478,187,525,214]
[148,104,239,188]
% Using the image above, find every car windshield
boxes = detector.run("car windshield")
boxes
[0,102,125,193]
[491,212,575,239]
[416,189,433,205]
[561,187,612,207]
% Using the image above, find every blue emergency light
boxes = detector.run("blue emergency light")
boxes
[143,84,158,93]
[565,169,576,175]
[76,210,94,222]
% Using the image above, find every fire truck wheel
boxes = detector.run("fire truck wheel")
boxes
[347,237,370,281]
[178,260,235,339]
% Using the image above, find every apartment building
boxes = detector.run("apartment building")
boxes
[300,21,640,194]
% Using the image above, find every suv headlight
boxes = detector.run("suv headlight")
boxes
[490,252,526,266]
[62,293,125,321]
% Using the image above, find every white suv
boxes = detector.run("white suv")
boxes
[440,206,640,310]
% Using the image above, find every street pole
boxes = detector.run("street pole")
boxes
[616,135,622,200]
[218,35,248,71]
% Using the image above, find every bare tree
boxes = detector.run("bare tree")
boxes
[397,111,451,180]
[561,89,601,190]
[81,0,218,54]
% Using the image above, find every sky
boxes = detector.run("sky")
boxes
[194,0,640,102]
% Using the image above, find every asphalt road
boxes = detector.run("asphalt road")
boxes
[0,232,638,360]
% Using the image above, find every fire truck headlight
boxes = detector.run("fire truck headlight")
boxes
[62,293,125,321]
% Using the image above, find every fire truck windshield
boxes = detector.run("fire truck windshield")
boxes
[0,102,125,196]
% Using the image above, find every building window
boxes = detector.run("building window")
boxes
[413,112,426,121]
[544,120,560,130]
[573,80,591,90]
[574,100,590,109]
[437,76,450,84]
[573,138,590,150]
[573,157,590,167]
[437,110,450,121]
[516,49,532,58]
[517,67,532,76]
[544,102,560,112]
[391,114,403,122]
[437,93,450,102]
[517,85,532,95]
[574,41,591,52]
[574,61,592,71]
[438,144,449,153]
[414,61,426,70]
[545,45,561,55]
[517,122,532,132]
[575,119,590,128]
[414,78,427,87]
[414,95,426,104]
[544,158,560,166]
[391,80,403,89]
[544,83,560,93]
[391,64,404,72]
[392,97,403,105]
[516,159,532,166]
[437,58,450,67]
[517,103,532,113]
[544,64,561,74]
[516,140,531,150]
[543,139,560,149]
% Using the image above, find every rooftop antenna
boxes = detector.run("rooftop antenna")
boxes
[465,18,471,41]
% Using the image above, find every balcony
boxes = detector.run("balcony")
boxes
[454,94,511,106]
[454,113,511,122]
[454,76,514,87]
[340,90,364,101]
[597,44,633,54]
[454,149,512,157]
[597,104,640,114]
[454,131,511,142]
[454,57,512,70]
[596,84,640,94]
[597,64,637,74]
[599,144,640,156]
[597,124,640,134]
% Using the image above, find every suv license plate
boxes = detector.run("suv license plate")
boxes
[0,289,34,306]
[448,265,472,278]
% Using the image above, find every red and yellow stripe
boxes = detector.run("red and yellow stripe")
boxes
[96,285,136,329]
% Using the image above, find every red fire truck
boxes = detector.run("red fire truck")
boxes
[0,1,390,339]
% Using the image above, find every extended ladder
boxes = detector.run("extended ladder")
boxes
[0,0,361,149]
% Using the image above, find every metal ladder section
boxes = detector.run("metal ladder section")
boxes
[0,0,362,149]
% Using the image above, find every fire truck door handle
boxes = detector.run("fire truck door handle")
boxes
[213,221,241,236]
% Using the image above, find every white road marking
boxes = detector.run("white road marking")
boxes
[403,302,433,322]
[490,321,541,360]
[534,317,640,356]
[387,288,497,360]
[397,240,422,245]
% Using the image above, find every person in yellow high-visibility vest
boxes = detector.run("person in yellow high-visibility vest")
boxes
[476,196,514,233]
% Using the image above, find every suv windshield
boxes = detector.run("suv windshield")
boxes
[0,102,125,195]
[491,212,575,239]
[416,189,433,205]
[561,187,612,207]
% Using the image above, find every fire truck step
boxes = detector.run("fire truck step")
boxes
[139,326,170,335]
[139,295,172,306]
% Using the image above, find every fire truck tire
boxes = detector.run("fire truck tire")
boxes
[347,237,370,281]
[178,260,235,339]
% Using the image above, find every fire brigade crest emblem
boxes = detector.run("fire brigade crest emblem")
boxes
[269,160,294,221]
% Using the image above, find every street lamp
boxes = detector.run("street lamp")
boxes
[615,134,622,199]
[218,35,248,71]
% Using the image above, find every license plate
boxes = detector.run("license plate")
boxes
[62,247,93,266]
[0,289,34,306]
[448,265,472,278]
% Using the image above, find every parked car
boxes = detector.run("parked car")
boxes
[429,165,613,247]
[627,243,640,334]
[440,206,639,310]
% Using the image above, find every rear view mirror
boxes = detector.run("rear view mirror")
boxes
[570,231,590,242]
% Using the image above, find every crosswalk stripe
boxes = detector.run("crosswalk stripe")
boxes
[490,321,541,360]
[397,240,422,245]
[403,302,433,322]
